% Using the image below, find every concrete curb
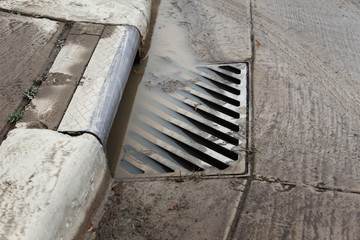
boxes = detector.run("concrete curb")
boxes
[0,129,108,240]
[58,25,140,145]
[0,1,151,239]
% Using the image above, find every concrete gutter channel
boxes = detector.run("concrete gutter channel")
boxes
[0,1,151,239]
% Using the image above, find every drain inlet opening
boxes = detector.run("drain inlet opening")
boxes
[119,159,145,174]
[219,65,242,74]
[201,75,241,95]
[198,67,241,84]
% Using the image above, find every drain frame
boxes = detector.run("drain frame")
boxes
[114,62,251,180]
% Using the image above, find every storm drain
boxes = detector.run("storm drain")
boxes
[115,63,249,180]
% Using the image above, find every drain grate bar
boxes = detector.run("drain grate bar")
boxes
[171,92,239,125]
[146,93,238,142]
[140,115,235,163]
[184,72,242,100]
[191,81,241,104]
[141,101,237,151]
[192,69,240,88]
[115,63,248,179]
[130,127,212,169]
[122,153,158,174]
[182,86,240,111]
[125,138,187,173]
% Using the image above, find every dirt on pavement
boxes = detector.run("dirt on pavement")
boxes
[0,12,63,142]
[92,178,246,240]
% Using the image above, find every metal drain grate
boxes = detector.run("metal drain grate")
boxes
[115,63,248,179]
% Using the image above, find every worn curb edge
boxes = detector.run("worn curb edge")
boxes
[58,25,140,146]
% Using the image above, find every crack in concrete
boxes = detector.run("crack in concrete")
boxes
[0,7,70,23]
[224,177,252,240]
[225,1,255,239]
[247,0,256,179]
[311,182,360,195]
[253,175,360,195]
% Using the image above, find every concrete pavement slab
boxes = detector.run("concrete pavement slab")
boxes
[231,181,360,240]
[93,179,247,240]
[0,12,63,139]
[0,129,109,240]
[0,0,151,41]
[251,0,360,189]
[20,24,102,130]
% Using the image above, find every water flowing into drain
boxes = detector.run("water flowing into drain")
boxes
[106,0,249,180]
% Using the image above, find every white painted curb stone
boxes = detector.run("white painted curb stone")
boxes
[0,129,108,240]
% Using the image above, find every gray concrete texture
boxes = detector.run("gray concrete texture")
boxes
[21,23,103,130]
[251,0,360,191]
[232,181,360,240]
[95,179,247,240]
[0,129,109,240]
[0,12,63,139]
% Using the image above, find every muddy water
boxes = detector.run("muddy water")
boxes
[106,0,201,175]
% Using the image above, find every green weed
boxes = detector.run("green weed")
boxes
[8,109,24,123]
[24,86,38,100]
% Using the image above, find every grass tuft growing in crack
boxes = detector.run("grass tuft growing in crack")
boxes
[24,86,38,100]
[8,109,24,123]
[55,39,65,53]
[8,10,21,15]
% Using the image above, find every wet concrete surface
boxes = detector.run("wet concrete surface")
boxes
[0,12,63,141]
